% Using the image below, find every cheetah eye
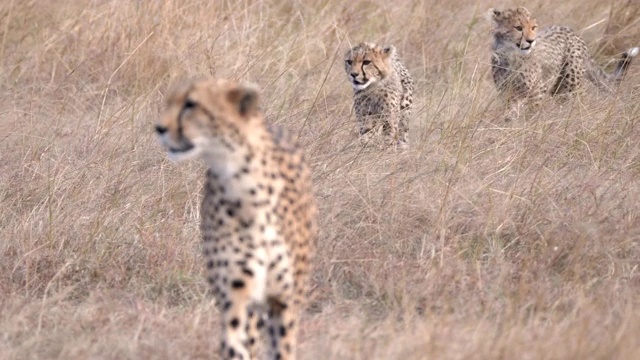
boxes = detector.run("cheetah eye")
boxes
[532,26,537,31]
[514,25,523,31]
[363,60,372,65]
[183,99,196,109]
[345,60,352,65]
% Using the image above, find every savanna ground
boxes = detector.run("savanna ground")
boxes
[1,0,639,359]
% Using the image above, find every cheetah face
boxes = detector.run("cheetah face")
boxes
[488,7,538,55]
[344,42,394,91]
[155,78,260,164]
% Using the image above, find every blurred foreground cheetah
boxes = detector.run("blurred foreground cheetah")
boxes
[488,7,638,120]
[344,42,414,148]
[155,78,317,360]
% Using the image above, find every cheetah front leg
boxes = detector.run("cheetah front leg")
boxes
[384,112,403,150]
[504,98,523,122]
[358,115,382,147]
[218,261,267,360]
[244,306,266,359]
[522,90,546,119]
[219,291,253,359]
[505,93,543,122]
[397,109,411,149]
[266,296,298,360]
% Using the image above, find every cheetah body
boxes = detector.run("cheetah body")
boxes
[344,42,414,147]
[488,7,638,120]
[155,78,317,360]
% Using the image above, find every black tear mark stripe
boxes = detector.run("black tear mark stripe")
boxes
[361,62,381,80]
[177,87,220,137]
[177,83,197,138]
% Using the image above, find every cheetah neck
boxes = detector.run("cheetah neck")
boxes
[202,142,281,226]
[201,148,249,181]
[200,118,271,182]
[492,45,533,72]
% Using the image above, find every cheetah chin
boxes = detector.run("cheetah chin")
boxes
[351,78,373,90]
[166,145,200,162]
[157,133,202,162]
[517,41,535,54]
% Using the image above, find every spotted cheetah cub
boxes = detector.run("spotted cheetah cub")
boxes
[488,7,638,120]
[344,42,414,148]
[155,78,317,360]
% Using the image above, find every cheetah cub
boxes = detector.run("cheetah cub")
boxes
[488,7,638,121]
[155,78,317,360]
[344,42,414,148]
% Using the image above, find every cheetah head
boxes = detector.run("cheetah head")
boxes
[155,78,262,166]
[344,42,395,91]
[488,7,538,55]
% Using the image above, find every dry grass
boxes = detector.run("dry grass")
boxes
[1,0,639,359]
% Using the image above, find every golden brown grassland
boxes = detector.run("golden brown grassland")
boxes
[1,0,639,359]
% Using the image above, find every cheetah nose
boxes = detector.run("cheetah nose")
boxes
[350,72,358,78]
[155,125,168,134]
[525,39,534,45]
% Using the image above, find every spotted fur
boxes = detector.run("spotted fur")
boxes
[155,78,317,360]
[344,42,414,148]
[488,7,638,120]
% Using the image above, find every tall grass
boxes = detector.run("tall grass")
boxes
[1,0,639,359]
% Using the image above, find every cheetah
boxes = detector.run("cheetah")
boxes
[488,7,639,120]
[155,78,318,360]
[344,42,414,148]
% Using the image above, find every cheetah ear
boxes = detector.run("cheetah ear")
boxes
[487,8,501,24]
[517,7,530,16]
[227,84,259,118]
[381,45,396,60]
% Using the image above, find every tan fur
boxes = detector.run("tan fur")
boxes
[155,78,318,360]
[344,42,414,148]
[488,7,638,121]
